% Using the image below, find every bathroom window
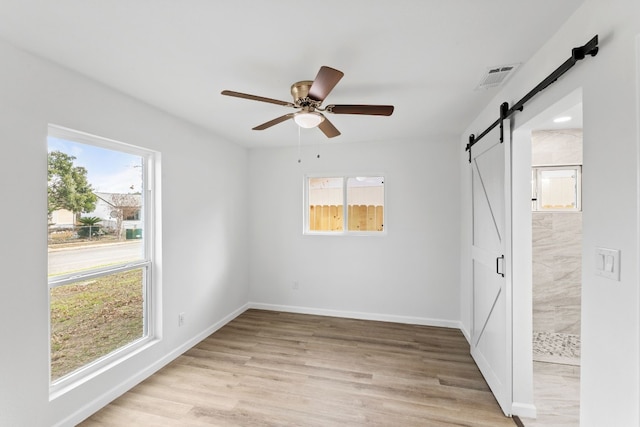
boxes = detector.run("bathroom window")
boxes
[532,166,581,211]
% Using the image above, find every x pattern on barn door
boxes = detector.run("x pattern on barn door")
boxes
[470,122,512,416]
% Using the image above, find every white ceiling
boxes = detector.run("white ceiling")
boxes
[0,0,584,148]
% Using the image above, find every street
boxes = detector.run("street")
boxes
[48,241,144,276]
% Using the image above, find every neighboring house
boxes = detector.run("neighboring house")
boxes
[49,192,142,234]
[85,192,142,232]
[48,208,75,228]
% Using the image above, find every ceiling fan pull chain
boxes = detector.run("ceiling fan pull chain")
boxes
[297,125,302,163]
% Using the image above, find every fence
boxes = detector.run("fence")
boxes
[48,225,141,244]
[309,205,384,232]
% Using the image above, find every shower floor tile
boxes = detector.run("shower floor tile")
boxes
[533,331,580,366]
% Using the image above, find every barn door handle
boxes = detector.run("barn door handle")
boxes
[496,255,505,277]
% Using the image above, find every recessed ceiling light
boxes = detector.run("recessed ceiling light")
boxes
[553,116,572,123]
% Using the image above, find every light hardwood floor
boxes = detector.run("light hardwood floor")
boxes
[80,310,517,426]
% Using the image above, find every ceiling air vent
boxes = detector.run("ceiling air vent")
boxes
[475,63,520,90]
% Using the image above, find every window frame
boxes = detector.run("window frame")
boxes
[531,165,582,212]
[47,124,159,397]
[303,174,387,236]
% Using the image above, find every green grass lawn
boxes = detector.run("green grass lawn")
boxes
[50,269,144,381]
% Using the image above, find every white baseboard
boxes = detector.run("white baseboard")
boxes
[512,402,537,419]
[249,302,463,330]
[57,303,250,427]
[459,324,471,343]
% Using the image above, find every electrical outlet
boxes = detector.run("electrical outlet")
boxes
[292,281,299,290]
[178,312,185,327]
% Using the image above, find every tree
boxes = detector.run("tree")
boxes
[48,151,97,217]
[109,193,141,240]
[77,216,102,239]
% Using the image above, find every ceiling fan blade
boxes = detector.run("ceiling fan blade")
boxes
[308,66,344,102]
[221,90,294,107]
[252,113,295,130]
[326,104,394,116]
[318,116,341,138]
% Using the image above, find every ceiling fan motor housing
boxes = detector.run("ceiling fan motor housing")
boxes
[291,81,320,109]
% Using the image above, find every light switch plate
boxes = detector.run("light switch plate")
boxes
[595,248,620,281]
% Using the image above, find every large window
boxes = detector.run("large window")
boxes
[47,125,157,393]
[305,176,385,234]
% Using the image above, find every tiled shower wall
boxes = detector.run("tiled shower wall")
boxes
[532,211,581,334]
[532,129,582,336]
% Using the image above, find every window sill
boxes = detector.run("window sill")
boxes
[49,336,160,401]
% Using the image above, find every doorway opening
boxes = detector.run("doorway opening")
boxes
[530,127,582,425]
[513,89,582,425]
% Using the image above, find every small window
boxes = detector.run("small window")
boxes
[532,166,581,211]
[125,209,141,221]
[305,176,385,234]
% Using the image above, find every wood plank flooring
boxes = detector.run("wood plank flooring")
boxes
[80,310,517,426]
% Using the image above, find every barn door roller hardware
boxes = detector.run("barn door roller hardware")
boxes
[466,35,599,162]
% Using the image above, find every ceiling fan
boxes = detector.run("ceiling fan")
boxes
[221,66,394,138]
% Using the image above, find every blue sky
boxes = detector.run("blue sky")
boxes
[48,137,143,194]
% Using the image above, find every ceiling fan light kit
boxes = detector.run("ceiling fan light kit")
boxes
[222,66,394,138]
[293,111,324,128]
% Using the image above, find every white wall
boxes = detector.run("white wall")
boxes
[249,139,461,326]
[460,0,640,424]
[0,39,250,426]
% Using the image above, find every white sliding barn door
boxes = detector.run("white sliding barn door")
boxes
[470,121,512,416]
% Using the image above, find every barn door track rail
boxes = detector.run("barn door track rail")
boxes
[466,35,599,162]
